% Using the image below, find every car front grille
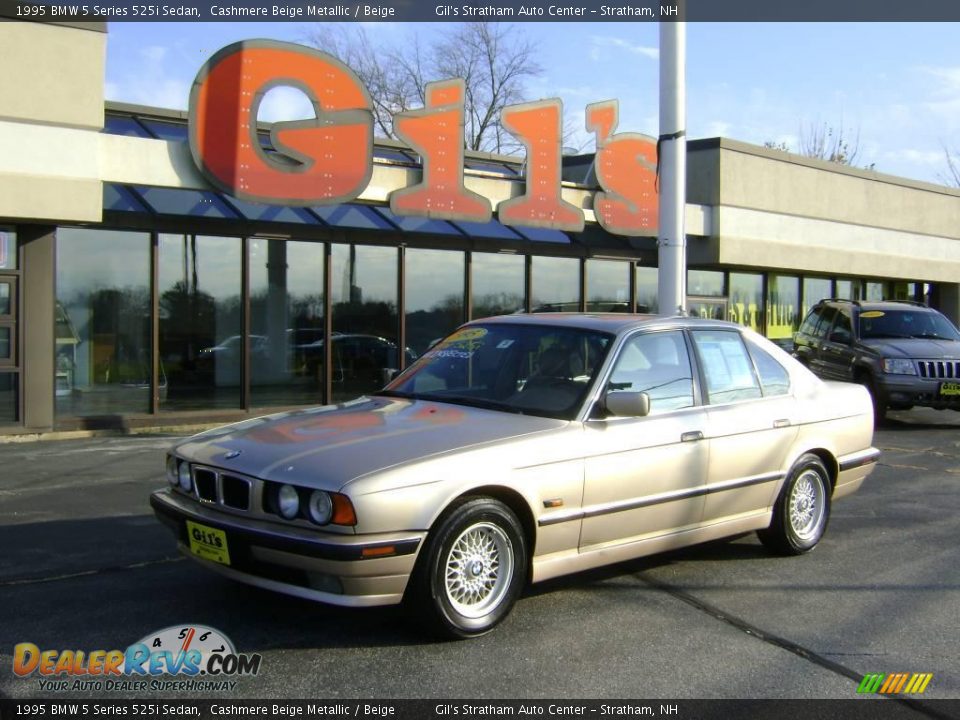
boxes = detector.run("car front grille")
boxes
[916,360,960,379]
[190,466,252,511]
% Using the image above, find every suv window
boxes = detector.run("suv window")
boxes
[859,309,960,341]
[798,305,826,337]
[692,330,762,404]
[813,306,837,339]
[826,307,853,343]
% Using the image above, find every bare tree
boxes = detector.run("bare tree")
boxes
[800,120,862,166]
[303,23,543,154]
[939,142,960,188]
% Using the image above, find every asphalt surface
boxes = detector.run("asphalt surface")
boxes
[0,408,958,702]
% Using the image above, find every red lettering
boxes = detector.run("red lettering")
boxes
[189,40,373,205]
[586,100,659,236]
[390,79,491,222]
[498,99,584,232]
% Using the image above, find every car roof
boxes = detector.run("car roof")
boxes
[818,299,937,313]
[466,312,745,335]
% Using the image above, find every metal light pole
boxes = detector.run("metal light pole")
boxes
[657,21,687,317]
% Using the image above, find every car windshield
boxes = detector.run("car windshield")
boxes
[379,323,614,420]
[859,309,960,341]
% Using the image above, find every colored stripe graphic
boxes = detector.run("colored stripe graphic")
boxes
[857,673,933,695]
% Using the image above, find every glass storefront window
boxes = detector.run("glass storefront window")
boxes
[0,228,15,270]
[159,234,242,411]
[586,259,630,312]
[249,239,325,409]
[767,274,801,343]
[405,248,465,357]
[890,281,917,302]
[331,244,400,402]
[531,256,580,312]
[865,281,885,301]
[729,273,764,332]
[471,252,525,319]
[688,269,725,297]
[55,229,151,417]
[802,277,833,318]
[635,266,658,314]
[0,373,16,423]
[835,279,855,300]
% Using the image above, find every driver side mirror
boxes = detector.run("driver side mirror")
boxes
[604,391,651,418]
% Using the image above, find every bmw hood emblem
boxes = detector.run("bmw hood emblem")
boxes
[224,450,241,460]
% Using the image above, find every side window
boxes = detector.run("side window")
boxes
[813,306,837,339]
[692,330,763,404]
[829,308,853,343]
[798,306,824,337]
[607,330,694,414]
[747,340,791,396]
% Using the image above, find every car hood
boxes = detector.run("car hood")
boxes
[861,337,960,359]
[173,396,565,490]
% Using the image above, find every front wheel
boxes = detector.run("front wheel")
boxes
[406,497,527,639]
[758,454,831,555]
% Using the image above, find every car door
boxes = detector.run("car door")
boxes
[691,330,800,525]
[817,306,857,381]
[579,330,709,551]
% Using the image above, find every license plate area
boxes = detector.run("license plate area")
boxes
[939,382,960,397]
[186,520,231,565]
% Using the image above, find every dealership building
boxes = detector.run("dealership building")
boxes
[3,20,960,436]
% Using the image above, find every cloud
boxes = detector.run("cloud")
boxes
[257,87,316,122]
[588,35,659,63]
[105,43,189,110]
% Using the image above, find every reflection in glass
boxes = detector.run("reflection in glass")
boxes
[835,279,855,300]
[636,266,658,314]
[0,282,10,316]
[767,274,801,341]
[586,260,629,312]
[249,239,325,409]
[688,269,725,297]
[865,281,885,301]
[472,253,525,319]
[0,327,10,360]
[159,235,242,411]
[331,244,401,402]
[729,273,763,332]
[531,256,580,312]
[55,229,152,417]
[1,228,17,270]
[405,249,464,357]
[803,277,833,317]
[0,373,16,424]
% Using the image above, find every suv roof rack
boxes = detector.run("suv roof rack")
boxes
[816,298,928,308]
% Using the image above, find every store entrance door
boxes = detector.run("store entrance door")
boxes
[0,275,18,424]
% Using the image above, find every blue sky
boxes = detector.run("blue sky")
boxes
[104,22,960,185]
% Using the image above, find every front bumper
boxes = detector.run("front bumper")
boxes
[150,489,424,607]
[879,375,960,410]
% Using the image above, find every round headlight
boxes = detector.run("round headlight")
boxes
[278,484,300,520]
[307,491,333,525]
[166,456,178,486]
[177,461,192,492]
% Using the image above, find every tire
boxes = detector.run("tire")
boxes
[860,373,887,423]
[758,454,831,556]
[406,497,527,639]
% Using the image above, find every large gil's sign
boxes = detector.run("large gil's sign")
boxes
[189,40,658,236]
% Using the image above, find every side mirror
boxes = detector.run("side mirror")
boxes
[605,391,651,418]
[381,368,400,385]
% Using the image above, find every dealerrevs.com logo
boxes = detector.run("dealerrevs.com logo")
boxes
[12,624,262,693]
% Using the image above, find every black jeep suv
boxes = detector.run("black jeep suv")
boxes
[794,299,960,421]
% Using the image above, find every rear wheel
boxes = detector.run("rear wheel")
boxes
[406,497,527,639]
[758,453,831,555]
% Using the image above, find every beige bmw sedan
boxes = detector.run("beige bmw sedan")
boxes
[151,314,878,638]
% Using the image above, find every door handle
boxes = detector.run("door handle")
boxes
[773,419,791,428]
[681,431,704,442]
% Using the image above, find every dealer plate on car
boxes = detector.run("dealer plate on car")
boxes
[940,382,960,397]
[186,520,231,566]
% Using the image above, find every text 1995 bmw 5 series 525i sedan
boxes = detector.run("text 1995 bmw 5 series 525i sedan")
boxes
[151,314,879,638]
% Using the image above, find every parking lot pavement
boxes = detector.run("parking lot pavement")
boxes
[0,412,958,700]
